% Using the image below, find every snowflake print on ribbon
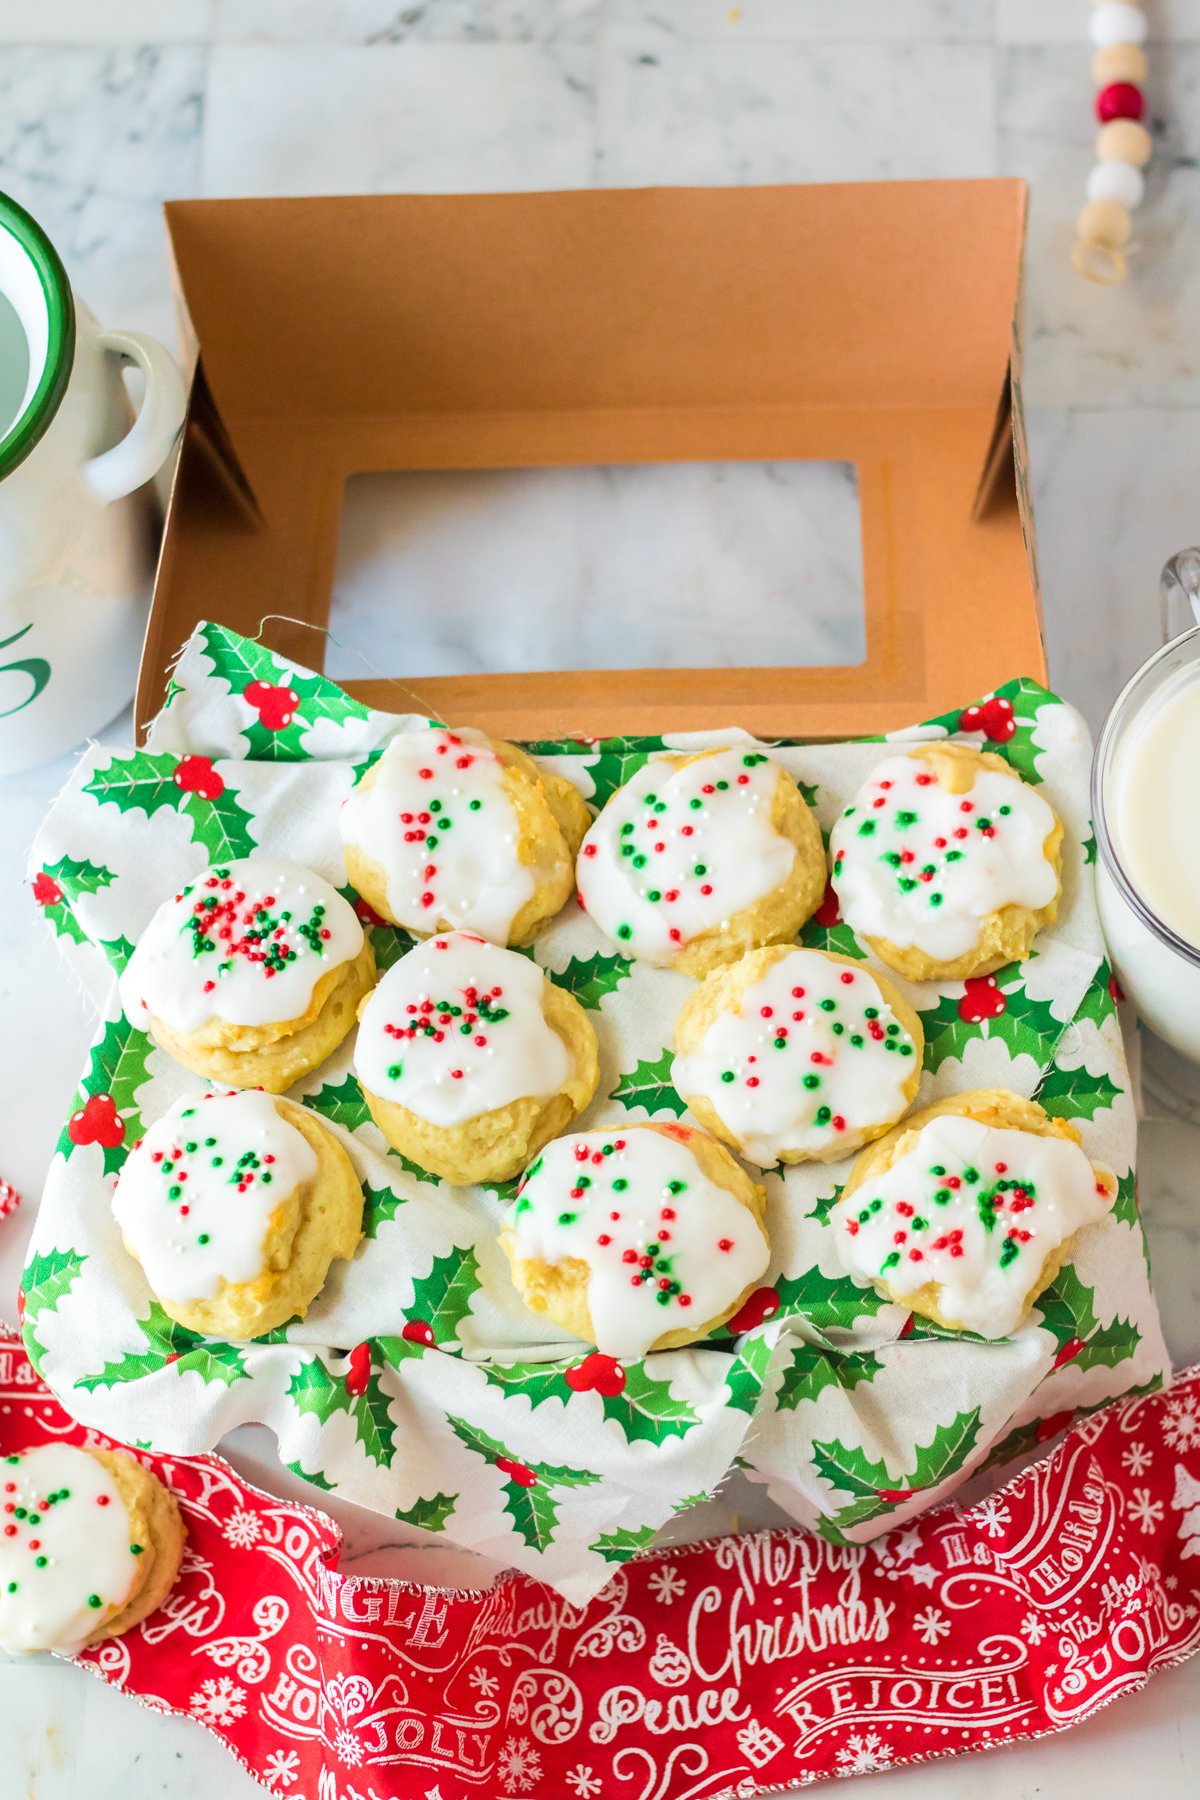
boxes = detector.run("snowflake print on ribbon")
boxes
[566,1769,603,1798]
[912,1606,951,1645]
[1123,1441,1154,1477]
[1129,1487,1166,1534]
[835,1730,895,1775]
[333,1726,365,1767]
[966,1494,1012,1539]
[262,1749,301,1789]
[468,1665,499,1698]
[190,1676,247,1726]
[1163,1394,1200,1452]
[647,1564,686,1605]
[1020,1612,1050,1644]
[222,1508,262,1550]
[497,1735,543,1794]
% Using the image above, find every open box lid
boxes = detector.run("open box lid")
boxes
[140,179,1042,740]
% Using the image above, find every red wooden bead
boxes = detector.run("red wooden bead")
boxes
[1095,82,1144,124]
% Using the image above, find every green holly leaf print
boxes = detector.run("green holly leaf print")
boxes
[587,741,658,811]
[609,1048,689,1119]
[773,1265,885,1333]
[20,1248,87,1376]
[390,1151,442,1187]
[57,1015,154,1176]
[83,749,258,862]
[1082,828,1097,866]
[447,1414,599,1554]
[591,1522,659,1563]
[814,1406,983,1538]
[807,1184,845,1227]
[199,620,373,760]
[369,923,416,973]
[920,971,1062,1075]
[799,913,868,961]
[482,1358,700,1446]
[776,1345,881,1412]
[404,1245,481,1346]
[1111,1168,1139,1230]
[83,749,191,820]
[41,898,90,948]
[395,1491,458,1533]
[287,1352,396,1469]
[1074,959,1118,1032]
[547,951,633,1010]
[41,854,117,899]
[281,1456,338,1493]
[722,1329,776,1415]
[75,1301,249,1391]
[302,1074,372,1133]
[361,1181,408,1240]
[1035,1264,1139,1373]
[101,934,136,974]
[811,1433,892,1502]
[1034,1061,1122,1122]
[187,782,258,864]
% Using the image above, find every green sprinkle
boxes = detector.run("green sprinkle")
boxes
[613,1178,628,1191]
[999,804,1012,816]
[87,1593,102,1608]
[5,1582,15,1594]
[934,1189,951,1205]
[819,998,836,1012]
[899,1043,914,1056]
[858,820,876,837]
[815,1105,832,1125]
[802,1074,820,1090]
[963,1167,980,1183]
[721,1070,736,1083]
[647,890,661,903]
[558,1212,577,1226]
[130,1544,144,1555]
[898,877,917,892]
[689,797,702,810]
[930,893,944,906]
[617,924,632,941]
[882,1251,900,1271]
[468,799,482,811]
[198,1233,211,1245]
[864,1008,879,1020]
[693,863,707,877]
[632,854,646,869]
[716,780,729,791]
[668,1179,686,1194]
[850,1033,864,1047]
[832,1022,844,1036]
[168,1185,181,1200]
[35,1556,47,1569]
[896,809,918,826]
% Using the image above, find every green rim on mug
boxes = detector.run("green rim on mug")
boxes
[0,191,76,483]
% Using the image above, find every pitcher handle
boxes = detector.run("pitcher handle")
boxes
[82,328,187,503]
[1160,548,1200,645]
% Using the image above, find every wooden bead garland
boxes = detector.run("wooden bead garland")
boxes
[1075,2,1151,283]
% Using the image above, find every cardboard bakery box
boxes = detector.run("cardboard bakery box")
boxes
[139,180,1043,740]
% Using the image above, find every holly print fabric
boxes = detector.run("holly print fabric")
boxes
[22,625,1166,1601]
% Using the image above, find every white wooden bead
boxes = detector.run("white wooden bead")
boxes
[1086,160,1146,208]
[1089,4,1148,48]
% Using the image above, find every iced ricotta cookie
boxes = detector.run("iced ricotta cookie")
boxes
[499,1122,770,1358]
[0,1444,184,1656]
[113,1088,363,1337]
[829,743,1063,981]
[672,946,923,1167]
[354,930,599,1185]
[120,857,374,1092]
[576,746,825,975]
[830,1089,1115,1339]
[340,725,589,944]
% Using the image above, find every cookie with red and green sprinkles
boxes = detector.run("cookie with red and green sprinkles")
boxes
[829,743,1064,982]
[830,1091,1115,1339]
[673,946,924,1167]
[0,1444,183,1654]
[499,1122,770,1358]
[576,745,826,976]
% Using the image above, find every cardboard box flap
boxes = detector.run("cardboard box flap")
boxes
[141,181,1043,740]
[163,183,1025,429]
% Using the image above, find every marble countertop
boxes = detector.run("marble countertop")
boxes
[4,0,1200,1794]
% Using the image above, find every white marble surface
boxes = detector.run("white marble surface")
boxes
[3,1,1200,1795]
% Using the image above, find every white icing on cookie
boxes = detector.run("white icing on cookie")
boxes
[505,1128,770,1359]
[355,930,572,1128]
[829,752,1058,962]
[0,1445,144,1654]
[119,857,363,1033]
[672,950,916,1166]
[830,1113,1110,1338]
[112,1090,318,1305]
[339,726,536,942]
[577,748,799,965]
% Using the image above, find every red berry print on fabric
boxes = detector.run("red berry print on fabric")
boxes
[958,695,1016,743]
[813,882,842,928]
[495,1456,537,1488]
[66,1093,125,1151]
[242,680,300,732]
[402,1320,435,1346]
[344,1343,372,1398]
[173,755,225,800]
[31,872,63,908]
[565,1353,627,1397]
[958,976,1007,1023]
[727,1286,780,1333]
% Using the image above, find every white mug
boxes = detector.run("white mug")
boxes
[1093,550,1200,1063]
[0,190,187,776]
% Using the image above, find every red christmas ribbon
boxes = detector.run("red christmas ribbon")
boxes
[4,1324,1199,1799]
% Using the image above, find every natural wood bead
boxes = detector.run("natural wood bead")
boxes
[1096,119,1152,165]
[1076,198,1133,248]
[1091,44,1148,86]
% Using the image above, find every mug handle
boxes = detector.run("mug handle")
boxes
[1160,548,1200,644]
[82,328,188,504]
